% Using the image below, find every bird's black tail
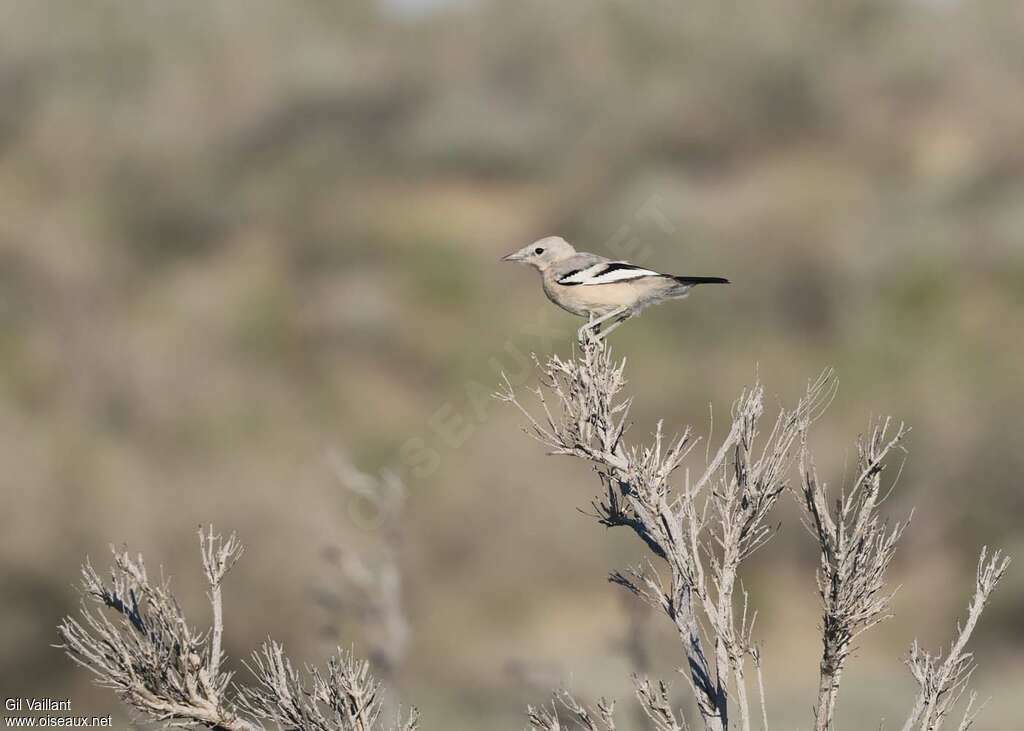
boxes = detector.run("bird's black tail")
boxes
[672,275,730,285]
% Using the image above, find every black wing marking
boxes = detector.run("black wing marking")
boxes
[556,267,586,286]
[558,261,663,286]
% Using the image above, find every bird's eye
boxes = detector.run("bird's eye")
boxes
[534,247,545,255]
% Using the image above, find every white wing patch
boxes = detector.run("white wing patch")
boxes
[558,262,664,286]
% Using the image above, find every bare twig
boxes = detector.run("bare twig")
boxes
[900,549,1010,731]
[798,416,911,730]
[239,641,418,731]
[634,677,689,731]
[752,647,769,731]
[527,691,617,731]
[200,526,244,682]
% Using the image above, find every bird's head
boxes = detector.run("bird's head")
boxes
[501,236,576,271]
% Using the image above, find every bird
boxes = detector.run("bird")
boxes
[502,235,729,340]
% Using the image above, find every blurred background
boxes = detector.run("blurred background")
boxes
[1,1,1022,728]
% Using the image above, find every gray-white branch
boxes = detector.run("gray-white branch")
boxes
[499,332,834,731]
[57,528,416,731]
[900,548,1010,731]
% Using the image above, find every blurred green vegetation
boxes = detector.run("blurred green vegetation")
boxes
[1,1,1022,729]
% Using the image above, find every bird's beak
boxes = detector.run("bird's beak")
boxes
[501,251,525,262]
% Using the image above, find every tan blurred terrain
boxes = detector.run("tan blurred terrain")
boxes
[1,1,1022,728]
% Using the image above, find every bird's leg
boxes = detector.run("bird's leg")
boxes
[579,307,629,343]
[577,316,593,342]
[597,311,633,339]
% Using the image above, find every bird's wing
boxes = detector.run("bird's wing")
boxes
[556,260,665,286]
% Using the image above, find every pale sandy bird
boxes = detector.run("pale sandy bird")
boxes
[502,235,729,339]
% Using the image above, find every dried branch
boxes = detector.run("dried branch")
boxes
[751,647,769,731]
[527,691,617,731]
[239,641,418,731]
[900,548,1010,731]
[59,336,1012,731]
[798,416,911,730]
[58,528,255,730]
[634,677,689,731]
[501,332,1009,731]
[499,333,833,731]
[201,525,244,682]
[57,528,416,731]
